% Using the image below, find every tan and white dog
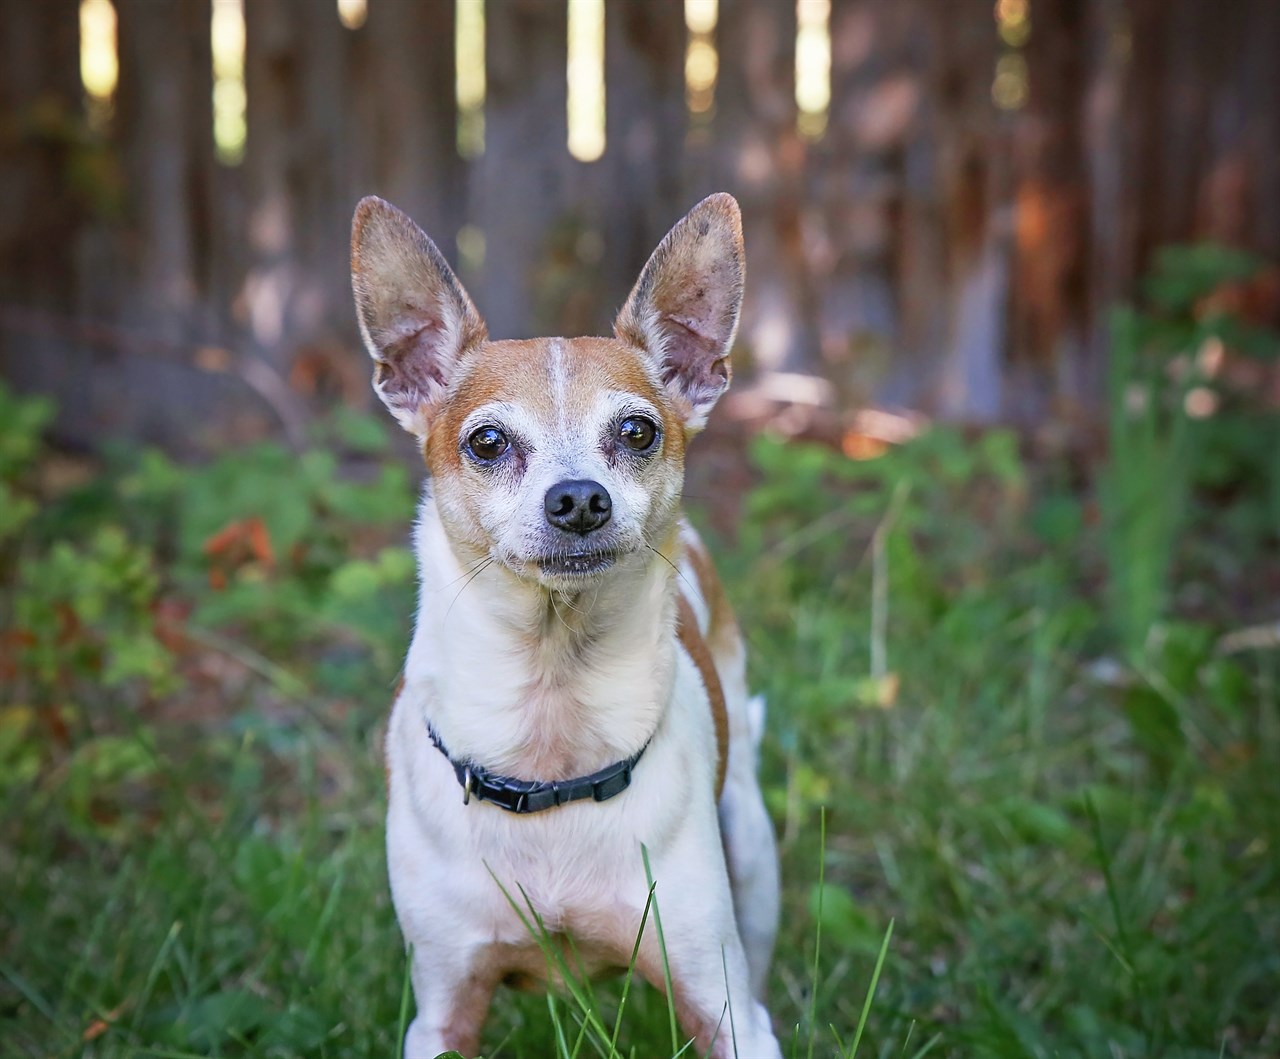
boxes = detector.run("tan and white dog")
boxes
[351,193,781,1059]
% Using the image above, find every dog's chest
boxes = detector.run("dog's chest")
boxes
[457,802,663,969]
[425,613,673,780]
[505,671,606,778]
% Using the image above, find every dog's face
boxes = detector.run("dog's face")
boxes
[351,194,744,590]
[422,335,687,589]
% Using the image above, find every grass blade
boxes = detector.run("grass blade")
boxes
[129,920,183,1032]
[806,806,827,1059]
[720,946,737,1058]
[395,944,413,1059]
[641,843,680,1054]
[548,992,572,1059]
[609,883,657,1055]
[848,917,894,1058]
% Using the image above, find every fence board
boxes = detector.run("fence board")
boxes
[1,0,1278,446]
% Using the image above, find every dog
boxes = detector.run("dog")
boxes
[351,192,781,1058]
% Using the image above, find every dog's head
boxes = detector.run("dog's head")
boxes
[351,194,744,590]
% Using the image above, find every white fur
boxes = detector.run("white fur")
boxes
[387,495,781,1058]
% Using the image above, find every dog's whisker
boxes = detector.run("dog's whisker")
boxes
[432,552,500,593]
[444,557,495,618]
[548,591,577,634]
[644,538,697,597]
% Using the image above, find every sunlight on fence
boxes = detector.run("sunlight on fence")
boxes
[796,0,831,140]
[78,0,116,131]
[211,0,246,165]
[567,0,606,162]
[68,0,852,168]
[457,0,486,159]
[685,0,719,123]
[996,0,1032,47]
[337,0,367,32]
[993,0,1030,110]
[71,2,1031,180]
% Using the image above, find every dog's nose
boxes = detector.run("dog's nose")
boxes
[544,479,612,534]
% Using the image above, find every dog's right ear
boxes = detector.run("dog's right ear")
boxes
[614,193,744,433]
[351,196,487,437]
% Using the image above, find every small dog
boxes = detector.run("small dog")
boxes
[351,193,781,1058]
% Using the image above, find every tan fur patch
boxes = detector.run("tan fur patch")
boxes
[677,591,728,799]
[682,530,742,665]
[423,336,688,473]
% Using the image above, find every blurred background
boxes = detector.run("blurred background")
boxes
[3,2,1280,1056]
[4,0,1279,445]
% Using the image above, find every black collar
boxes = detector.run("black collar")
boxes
[426,723,649,814]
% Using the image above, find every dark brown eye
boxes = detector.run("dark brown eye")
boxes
[467,426,509,461]
[617,416,658,452]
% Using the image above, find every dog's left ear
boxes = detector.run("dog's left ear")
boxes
[351,196,488,438]
[614,193,745,431]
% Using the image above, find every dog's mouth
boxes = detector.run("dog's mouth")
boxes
[534,550,618,579]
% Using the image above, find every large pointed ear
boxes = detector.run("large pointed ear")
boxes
[351,196,487,437]
[614,193,745,431]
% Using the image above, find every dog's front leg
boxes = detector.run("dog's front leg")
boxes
[640,854,782,1059]
[401,941,496,1059]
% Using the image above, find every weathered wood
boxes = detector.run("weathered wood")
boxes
[929,0,1008,421]
[0,0,85,420]
[348,0,462,260]
[820,0,929,404]
[243,0,353,366]
[469,0,571,339]
[104,0,226,441]
[114,0,215,337]
[3,0,1279,444]
[1010,0,1092,414]
[601,0,687,325]
[714,0,816,376]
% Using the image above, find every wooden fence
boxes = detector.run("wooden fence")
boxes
[2,0,1278,447]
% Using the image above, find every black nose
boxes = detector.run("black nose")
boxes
[544,479,612,534]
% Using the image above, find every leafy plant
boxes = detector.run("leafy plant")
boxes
[1100,243,1280,660]
[0,383,53,544]
[1,348,1278,1058]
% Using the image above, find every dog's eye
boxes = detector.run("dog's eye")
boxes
[467,426,509,462]
[617,416,658,453]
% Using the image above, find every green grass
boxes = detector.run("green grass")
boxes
[2,389,1279,1057]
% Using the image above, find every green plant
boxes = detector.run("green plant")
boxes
[1100,244,1280,660]
[0,383,53,543]
[1,379,1277,1057]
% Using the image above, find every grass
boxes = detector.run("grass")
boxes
[2,383,1279,1056]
